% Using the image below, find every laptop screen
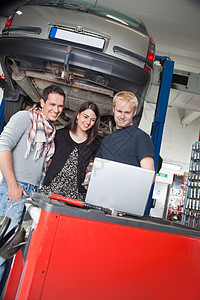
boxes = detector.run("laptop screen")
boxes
[85,158,155,216]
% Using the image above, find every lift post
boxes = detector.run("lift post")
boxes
[0,97,5,133]
[145,56,175,215]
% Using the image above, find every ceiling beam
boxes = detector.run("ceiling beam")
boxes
[181,111,200,125]
[152,65,200,95]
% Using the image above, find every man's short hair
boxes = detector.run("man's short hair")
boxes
[113,91,138,112]
[42,84,65,102]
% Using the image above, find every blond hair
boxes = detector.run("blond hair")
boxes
[113,91,138,112]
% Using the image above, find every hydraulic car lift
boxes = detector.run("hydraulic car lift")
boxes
[145,56,174,215]
[0,98,5,133]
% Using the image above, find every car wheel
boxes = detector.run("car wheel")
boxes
[4,95,34,124]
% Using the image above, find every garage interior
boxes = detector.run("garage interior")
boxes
[0,0,200,299]
[1,0,199,219]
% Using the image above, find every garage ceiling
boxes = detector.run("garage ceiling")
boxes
[1,0,200,123]
[100,0,200,124]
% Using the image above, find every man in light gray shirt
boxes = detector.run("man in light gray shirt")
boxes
[0,84,65,289]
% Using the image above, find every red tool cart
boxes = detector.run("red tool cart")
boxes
[3,195,200,300]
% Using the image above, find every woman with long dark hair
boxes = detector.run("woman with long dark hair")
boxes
[40,101,101,200]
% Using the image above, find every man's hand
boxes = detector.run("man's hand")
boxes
[8,185,28,200]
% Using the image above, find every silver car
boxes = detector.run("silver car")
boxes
[0,0,155,134]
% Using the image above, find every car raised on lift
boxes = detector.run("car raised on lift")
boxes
[0,0,155,135]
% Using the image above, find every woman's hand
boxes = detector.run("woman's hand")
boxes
[82,172,92,190]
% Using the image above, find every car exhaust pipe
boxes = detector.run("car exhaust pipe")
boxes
[8,58,41,102]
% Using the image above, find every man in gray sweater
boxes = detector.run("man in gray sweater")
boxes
[0,84,65,288]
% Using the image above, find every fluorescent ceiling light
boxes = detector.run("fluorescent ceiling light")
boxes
[162,162,182,171]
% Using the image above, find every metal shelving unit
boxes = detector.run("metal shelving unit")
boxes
[182,141,200,228]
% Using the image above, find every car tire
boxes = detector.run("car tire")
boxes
[4,95,26,123]
[132,104,144,127]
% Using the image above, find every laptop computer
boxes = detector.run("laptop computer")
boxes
[85,157,155,216]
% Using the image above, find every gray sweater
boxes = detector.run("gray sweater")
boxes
[0,111,46,186]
